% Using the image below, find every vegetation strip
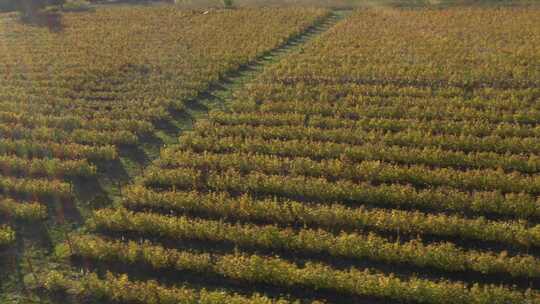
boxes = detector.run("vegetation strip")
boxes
[0,198,47,221]
[63,235,540,304]
[88,208,540,279]
[40,271,296,304]
[178,133,540,174]
[141,167,540,220]
[122,186,540,248]
[155,149,540,195]
[0,225,15,247]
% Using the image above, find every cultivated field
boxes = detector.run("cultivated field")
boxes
[1,2,540,304]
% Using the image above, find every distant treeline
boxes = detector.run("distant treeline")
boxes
[0,0,20,11]
[0,0,175,12]
[0,0,67,12]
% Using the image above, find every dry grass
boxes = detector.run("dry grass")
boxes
[170,0,539,9]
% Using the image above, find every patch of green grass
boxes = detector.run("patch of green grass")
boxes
[63,1,93,12]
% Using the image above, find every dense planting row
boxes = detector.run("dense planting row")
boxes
[88,208,540,278]
[122,186,540,248]
[0,198,46,221]
[0,226,15,247]
[237,83,540,105]
[0,199,46,250]
[40,271,297,304]
[141,166,540,220]
[210,111,540,138]
[178,134,540,174]
[193,123,540,154]
[61,235,540,304]
[247,101,540,127]
[156,149,540,195]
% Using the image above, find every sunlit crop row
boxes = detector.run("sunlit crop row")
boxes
[0,198,47,221]
[0,155,96,178]
[40,271,298,304]
[210,111,540,139]
[63,235,540,304]
[0,225,15,247]
[178,133,540,174]
[141,166,539,220]
[122,186,540,248]
[157,148,540,194]
[247,99,539,126]
[88,208,540,278]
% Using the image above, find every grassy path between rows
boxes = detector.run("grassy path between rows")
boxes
[93,9,350,208]
[159,9,350,144]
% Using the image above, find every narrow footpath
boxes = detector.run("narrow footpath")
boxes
[155,10,350,145]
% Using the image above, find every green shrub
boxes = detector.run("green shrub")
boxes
[63,0,91,12]
[0,0,17,11]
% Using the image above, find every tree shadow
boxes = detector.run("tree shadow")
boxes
[20,11,64,33]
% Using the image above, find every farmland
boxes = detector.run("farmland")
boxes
[1,1,540,304]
